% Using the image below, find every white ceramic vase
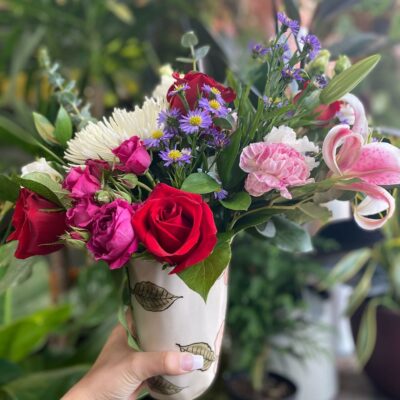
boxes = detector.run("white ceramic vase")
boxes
[128,259,228,400]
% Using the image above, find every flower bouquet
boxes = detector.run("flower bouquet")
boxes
[4,12,400,400]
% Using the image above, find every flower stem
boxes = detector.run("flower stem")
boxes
[137,181,152,192]
[144,171,156,188]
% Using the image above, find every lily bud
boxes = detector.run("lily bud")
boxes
[307,49,331,75]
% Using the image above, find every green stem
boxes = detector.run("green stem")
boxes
[137,181,152,192]
[190,45,197,71]
[144,171,156,188]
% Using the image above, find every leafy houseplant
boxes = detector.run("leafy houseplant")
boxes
[321,188,400,398]
[226,232,323,399]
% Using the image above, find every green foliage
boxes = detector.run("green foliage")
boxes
[220,192,251,211]
[178,234,232,301]
[180,173,220,194]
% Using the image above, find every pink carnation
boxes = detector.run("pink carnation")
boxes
[239,142,312,199]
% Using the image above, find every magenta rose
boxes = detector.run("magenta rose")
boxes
[87,199,139,269]
[63,166,100,198]
[66,196,100,229]
[112,136,151,175]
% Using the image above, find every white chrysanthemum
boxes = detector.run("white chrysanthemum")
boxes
[64,96,167,164]
[264,125,319,170]
[21,158,63,181]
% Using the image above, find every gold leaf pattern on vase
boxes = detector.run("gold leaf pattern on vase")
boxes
[176,342,217,372]
[132,281,183,312]
[147,375,185,395]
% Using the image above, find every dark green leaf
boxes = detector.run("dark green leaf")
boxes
[0,175,19,202]
[178,233,232,301]
[0,116,38,154]
[181,31,198,48]
[214,116,234,130]
[0,305,71,361]
[194,45,210,60]
[17,172,71,208]
[181,173,220,194]
[0,360,23,386]
[320,54,381,104]
[0,365,88,400]
[53,106,73,146]
[220,192,251,211]
[32,112,56,144]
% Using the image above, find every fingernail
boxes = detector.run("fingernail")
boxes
[181,354,204,371]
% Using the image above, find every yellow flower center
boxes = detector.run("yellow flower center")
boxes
[151,130,164,139]
[168,150,182,160]
[211,87,221,95]
[209,99,221,110]
[189,115,202,126]
[174,84,185,91]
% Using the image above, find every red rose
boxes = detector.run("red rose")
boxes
[167,71,236,113]
[132,183,217,274]
[7,189,67,258]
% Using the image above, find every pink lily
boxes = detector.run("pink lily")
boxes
[322,124,400,230]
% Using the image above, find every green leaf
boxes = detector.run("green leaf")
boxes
[17,172,71,208]
[0,242,38,296]
[0,365,88,400]
[181,31,198,48]
[320,54,381,104]
[194,45,210,60]
[32,112,56,145]
[220,192,251,211]
[233,207,287,233]
[214,115,234,130]
[106,0,135,24]
[0,360,23,386]
[0,305,71,362]
[53,106,73,146]
[356,299,379,367]
[264,216,313,253]
[346,262,376,316]
[320,248,372,289]
[0,175,19,202]
[181,173,220,194]
[284,0,301,22]
[178,234,232,301]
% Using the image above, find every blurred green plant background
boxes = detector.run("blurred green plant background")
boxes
[1,0,400,398]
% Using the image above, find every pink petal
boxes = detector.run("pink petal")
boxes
[348,142,400,185]
[338,182,395,230]
[341,93,369,139]
[322,124,363,175]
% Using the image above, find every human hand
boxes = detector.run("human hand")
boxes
[62,324,204,400]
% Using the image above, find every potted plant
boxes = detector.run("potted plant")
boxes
[321,191,400,398]
[224,232,323,400]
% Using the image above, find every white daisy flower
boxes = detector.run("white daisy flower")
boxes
[264,125,319,170]
[151,64,175,99]
[64,96,167,164]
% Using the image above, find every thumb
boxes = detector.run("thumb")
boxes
[130,351,204,381]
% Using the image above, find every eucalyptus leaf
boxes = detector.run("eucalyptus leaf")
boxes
[181,173,220,194]
[320,54,381,104]
[194,45,210,60]
[53,106,73,146]
[220,192,251,211]
[178,233,232,301]
[32,112,57,144]
[181,31,198,48]
[176,57,194,64]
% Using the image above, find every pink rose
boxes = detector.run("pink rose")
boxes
[66,196,100,228]
[87,199,139,269]
[112,136,151,175]
[239,142,312,199]
[63,166,100,198]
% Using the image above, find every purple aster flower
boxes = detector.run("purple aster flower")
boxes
[263,95,271,108]
[313,74,328,89]
[159,148,192,167]
[179,109,212,134]
[202,84,224,101]
[281,66,304,82]
[274,42,291,64]
[168,83,189,97]
[198,97,229,117]
[207,129,230,149]
[300,34,321,60]
[157,108,180,135]
[214,188,228,200]
[251,43,269,58]
[144,129,173,148]
[277,12,300,35]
